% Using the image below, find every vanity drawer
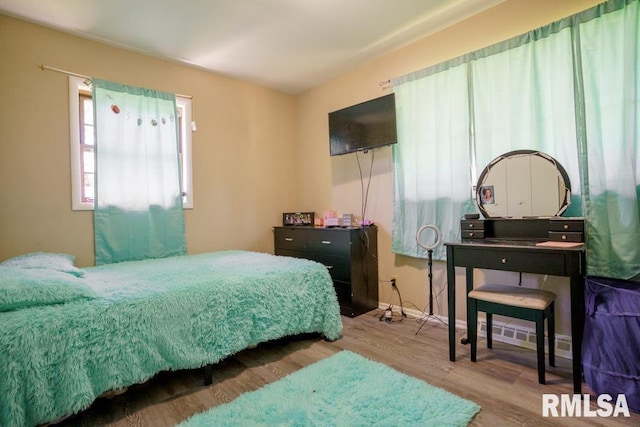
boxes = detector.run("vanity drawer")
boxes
[461,219,485,239]
[461,230,485,239]
[549,231,584,243]
[454,246,567,276]
[550,218,584,232]
[461,219,484,231]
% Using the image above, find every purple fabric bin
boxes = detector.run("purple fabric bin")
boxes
[583,276,640,412]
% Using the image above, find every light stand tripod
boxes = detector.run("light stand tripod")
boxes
[415,224,447,335]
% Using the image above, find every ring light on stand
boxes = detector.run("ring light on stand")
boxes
[415,224,447,334]
[416,224,442,251]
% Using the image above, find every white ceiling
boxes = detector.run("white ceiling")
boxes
[0,0,504,94]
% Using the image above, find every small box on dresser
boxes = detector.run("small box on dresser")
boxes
[273,226,378,317]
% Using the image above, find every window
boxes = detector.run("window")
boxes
[391,0,640,279]
[175,96,194,209]
[69,76,194,210]
[78,93,94,204]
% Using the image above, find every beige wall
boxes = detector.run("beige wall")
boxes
[0,0,600,334]
[296,0,601,335]
[0,14,298,267]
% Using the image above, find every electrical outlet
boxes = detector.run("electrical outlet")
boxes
[390,275,398,287]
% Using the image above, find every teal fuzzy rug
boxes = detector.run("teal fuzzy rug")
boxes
[179,351,480,427]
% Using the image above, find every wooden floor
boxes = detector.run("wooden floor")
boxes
[56,311,638,427]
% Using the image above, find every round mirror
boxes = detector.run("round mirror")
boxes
[476,150,571,218]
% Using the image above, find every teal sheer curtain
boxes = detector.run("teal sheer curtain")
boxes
[577,0,640,277]
[392,63,476,260]
[392,0,640,279]
[471,26,582,214]
[92,78,186,265]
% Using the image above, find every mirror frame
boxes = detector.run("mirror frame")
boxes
[475,149,571,218]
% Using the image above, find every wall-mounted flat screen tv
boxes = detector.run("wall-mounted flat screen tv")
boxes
[328,93,397,156]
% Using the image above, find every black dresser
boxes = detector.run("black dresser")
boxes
[273,226,378,317]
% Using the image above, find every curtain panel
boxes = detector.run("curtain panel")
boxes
[391,0,640,279]
[92,78,186,265]
[577,0,640,278]
[392,63,475,260]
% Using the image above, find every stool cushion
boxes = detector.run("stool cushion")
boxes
[469,284,555,310]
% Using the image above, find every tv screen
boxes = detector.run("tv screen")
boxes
[328,93,397,156]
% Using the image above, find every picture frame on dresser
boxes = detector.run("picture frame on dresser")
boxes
[282,212,314,226]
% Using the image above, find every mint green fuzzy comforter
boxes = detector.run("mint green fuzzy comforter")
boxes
[0,251,343,426]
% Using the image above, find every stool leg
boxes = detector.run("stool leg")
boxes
[548,302,555,368]
[469,298,478,362]
[535,311,545,384]
[486,312,493,349]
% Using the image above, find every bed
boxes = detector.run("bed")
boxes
[0,250,343,426]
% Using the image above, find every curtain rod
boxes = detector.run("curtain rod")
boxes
[40,64,193,99]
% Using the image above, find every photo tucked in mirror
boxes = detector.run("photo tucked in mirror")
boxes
[476,150,571,218]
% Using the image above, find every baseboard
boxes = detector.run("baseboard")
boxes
[478,319,573,360]
[377,303,573,360]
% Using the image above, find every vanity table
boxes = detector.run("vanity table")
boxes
[446,218,586,393]
[444,150,586,393]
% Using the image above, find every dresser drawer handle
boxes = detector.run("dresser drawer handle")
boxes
[469,232,474,237]
[562,235,567,240]
[285,237,293,242]
[321,240,332,245]
[469,224,474,228]
[564,224,569,230]
[501,258,507,264]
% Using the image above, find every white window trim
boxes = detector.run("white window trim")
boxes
[69,76,194,210]
[176,95,194,209]
[69,76,91,210]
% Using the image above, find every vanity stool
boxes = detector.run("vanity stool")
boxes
[468,284,556,384]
